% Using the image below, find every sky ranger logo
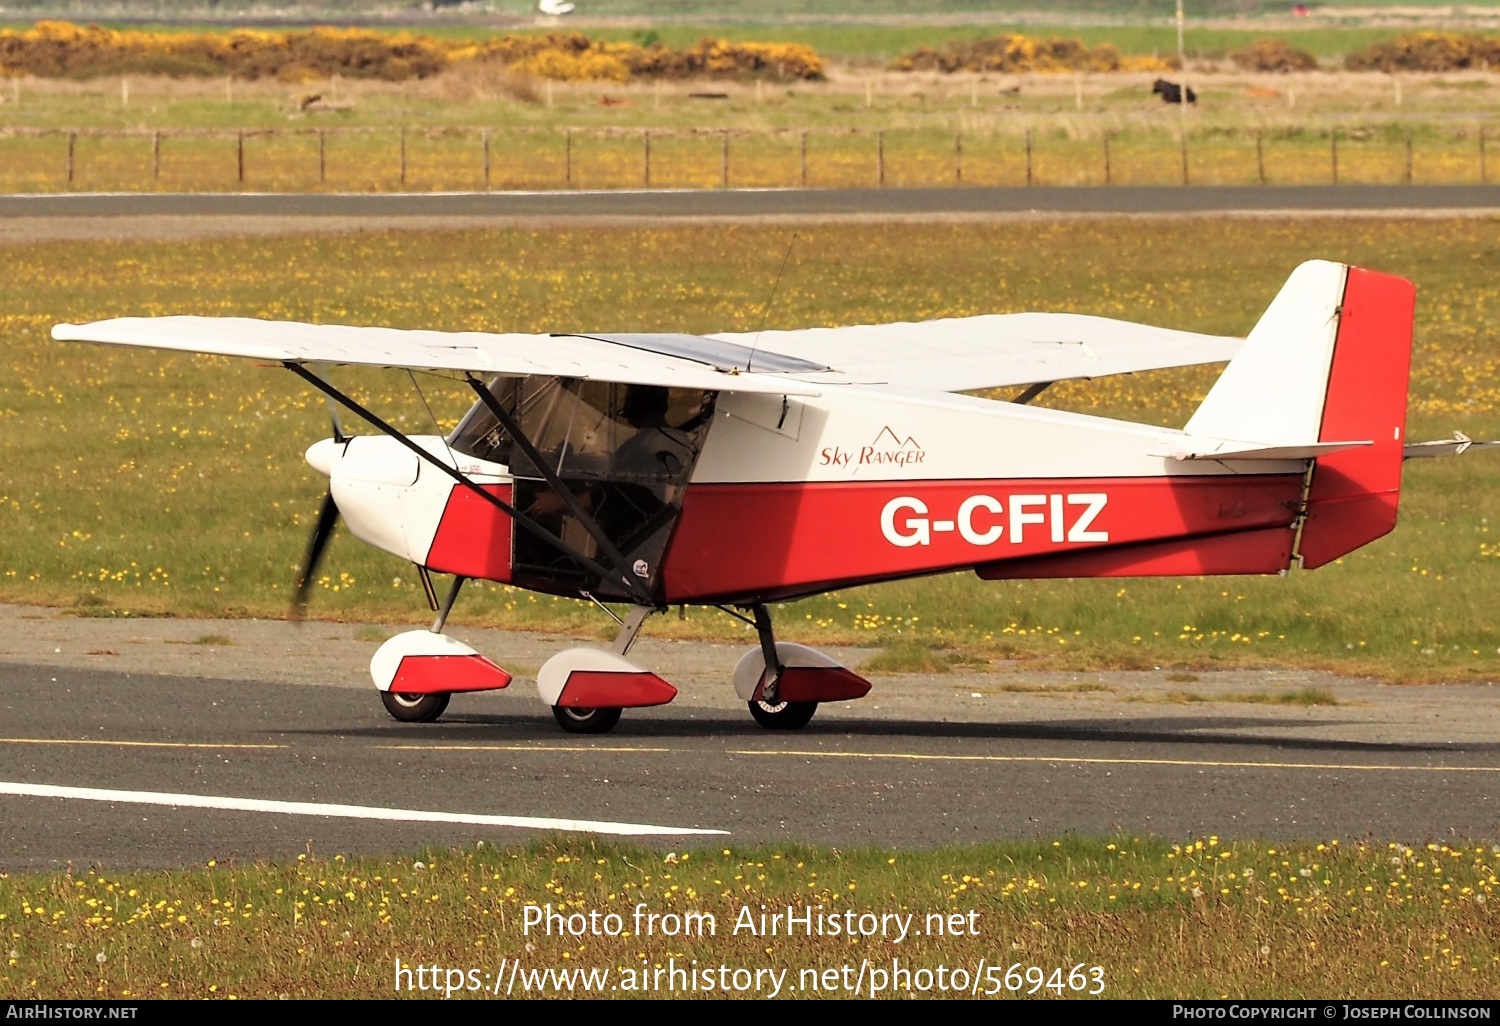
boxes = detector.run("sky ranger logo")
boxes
[819,427,926,470]
[881,493,1110,548]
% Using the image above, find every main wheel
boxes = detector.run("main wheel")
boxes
[748,698,818,730]
[381,690,450,723]
[552,705,623,735]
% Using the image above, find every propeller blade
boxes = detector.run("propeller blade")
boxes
[292,490,340,618]
[324,394,348,444]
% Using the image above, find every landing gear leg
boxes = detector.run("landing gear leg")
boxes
[610,605,653,657]
[378,575,464,724]
[746,604,818,730]
[432,575,464,633]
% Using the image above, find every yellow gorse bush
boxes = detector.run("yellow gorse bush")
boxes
[890,34,1174,74]
[1230,37,1320,73]
[0,22,825,83]
[1345,31,1500,72]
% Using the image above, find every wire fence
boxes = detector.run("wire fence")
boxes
[0,123,1494,192]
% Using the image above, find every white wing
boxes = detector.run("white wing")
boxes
[49,317,822,397]
[52,311,1241,396]
[716,313,1241,392]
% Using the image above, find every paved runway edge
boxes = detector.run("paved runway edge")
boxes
[3,184,1500,220]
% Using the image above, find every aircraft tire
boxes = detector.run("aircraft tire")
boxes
[748,699,818,730]
[381,690,451,723]
[552,705,624,734]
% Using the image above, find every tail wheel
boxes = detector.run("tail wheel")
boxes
[748,698,817,730]
[381,690,450,723]
[552,706,623,735]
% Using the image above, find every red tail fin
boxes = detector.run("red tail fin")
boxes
[1296,267,1415,569]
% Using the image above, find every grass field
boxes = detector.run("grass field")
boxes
[2,835,1496,998]
[2,118,1495,192]
[0,218,1497,682]
[3,62,1497,192]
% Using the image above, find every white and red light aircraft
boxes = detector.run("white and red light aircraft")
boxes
[51,260,1479,734]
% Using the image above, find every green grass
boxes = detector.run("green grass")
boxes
[1227,686,1342,706]
[1143,686,1342,705]
[0,219,1498,682]
[861,642,988,674]
[976,681,1116,693]
[1,836,1495,998]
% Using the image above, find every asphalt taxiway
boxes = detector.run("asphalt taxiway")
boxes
[0,185,1497,245]
[1,607,1497,869]
[3,185,1500,220]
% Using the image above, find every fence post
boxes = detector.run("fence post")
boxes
[1179,130,1189,186]
[721,130,729,188]
[800,131,808,187]
[1025,129,1033,187]
[1256,131,1265,186]
[236,129,244,184]
[1331,128,1338,185]
[482,129,490,191]
[643,130,651,186]
[67,132,75,187]
[955,132,962,185]
[1102,132,1111,186]
[1405,128,1413,184]
[152,131,160,183]
[318,129,326,185]
[399,127,407,188]
[565,129,572,188]
[877,130,884,187]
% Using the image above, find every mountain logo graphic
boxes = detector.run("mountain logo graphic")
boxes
[869,426,921,451]
[861,427,926,467]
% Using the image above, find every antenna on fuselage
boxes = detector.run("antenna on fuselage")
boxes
[746,232,798,373]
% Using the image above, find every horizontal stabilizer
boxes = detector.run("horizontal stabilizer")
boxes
[1152,438,1372,462]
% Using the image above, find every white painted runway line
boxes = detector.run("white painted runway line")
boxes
[0,781,728,837]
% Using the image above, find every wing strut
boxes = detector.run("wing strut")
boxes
[464,374,652,606]
[284,363,648,605]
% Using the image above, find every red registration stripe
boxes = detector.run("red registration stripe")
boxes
[661,474,1303,602]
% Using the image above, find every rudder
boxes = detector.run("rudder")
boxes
[1296,266,1415,569]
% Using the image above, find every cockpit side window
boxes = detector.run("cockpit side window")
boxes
[459,376,715,601]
